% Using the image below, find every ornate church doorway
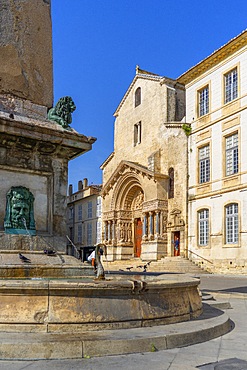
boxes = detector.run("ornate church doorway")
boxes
[134,218,142,257]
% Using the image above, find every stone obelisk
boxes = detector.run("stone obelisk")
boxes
[0,0,53,109]
[0,0,96,252]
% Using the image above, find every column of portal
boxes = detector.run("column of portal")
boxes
[155,211,160,239]
[149,212,154,240]
[104,221,108,242]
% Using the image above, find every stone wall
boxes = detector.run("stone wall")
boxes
[0,0,53,107]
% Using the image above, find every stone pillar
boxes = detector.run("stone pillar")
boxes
[142,214,148,241]
[104,221,108,242]
[155,211,160,235]
[112,221,115,243]
[0,0,53,108]
[149,212,153,236]
[108,221,111,243]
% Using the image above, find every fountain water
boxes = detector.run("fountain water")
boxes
[22,217,34,251]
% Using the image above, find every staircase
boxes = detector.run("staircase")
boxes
[103,256,211,275]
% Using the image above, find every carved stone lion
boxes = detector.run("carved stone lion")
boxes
[48,96,76,129]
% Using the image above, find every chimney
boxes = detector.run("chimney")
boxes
[68,184,73,196]
[78,180,83,191]
[83,178,88,188]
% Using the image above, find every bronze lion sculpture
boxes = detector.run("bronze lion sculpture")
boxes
[48,96,76,129]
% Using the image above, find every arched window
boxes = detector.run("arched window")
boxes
[225,203,238,244]
[135,87,141,107]
[198,209,209,246]
[168,167,174,199]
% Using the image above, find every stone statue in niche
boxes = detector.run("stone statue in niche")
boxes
[4,186,36,235]
[48,96,76,129]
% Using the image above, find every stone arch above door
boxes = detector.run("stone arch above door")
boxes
[113,173,143,211]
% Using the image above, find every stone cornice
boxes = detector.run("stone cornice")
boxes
[100,152,115,169]
[177,29,247,85]
[0,116,95,160]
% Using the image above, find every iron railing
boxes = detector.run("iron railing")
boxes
[184,248,213,265]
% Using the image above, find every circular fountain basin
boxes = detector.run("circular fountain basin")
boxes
[0,274,202,333]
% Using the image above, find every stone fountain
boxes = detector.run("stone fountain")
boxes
[0,0,231,360]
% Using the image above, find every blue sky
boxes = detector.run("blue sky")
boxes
[51,0,247,190]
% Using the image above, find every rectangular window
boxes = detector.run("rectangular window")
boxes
[78,204,82,221]
[134,121,142,146]
[199,145,210,183]
[198,209,209,246]
[226,204,238,244]
[226,133,238,176]
[96,196,101,217]
[96,220,102,244]
[198,86,209,117]
[87,222,92,245]
[224,68,238,103]
[78,223,82,243]
[87,201,92,219]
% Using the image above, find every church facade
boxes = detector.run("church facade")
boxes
[101,67,188,261]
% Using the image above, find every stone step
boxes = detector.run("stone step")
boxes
[0,304,231,360]
[103,257,209,274]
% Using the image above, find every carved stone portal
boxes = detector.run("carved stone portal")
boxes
[4,186,36,235]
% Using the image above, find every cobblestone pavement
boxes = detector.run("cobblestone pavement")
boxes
[0,274,246,370]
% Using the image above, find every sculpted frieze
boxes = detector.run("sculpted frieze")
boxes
[117,210,132,219]
[142,199,168,212]
[103,210,116,220]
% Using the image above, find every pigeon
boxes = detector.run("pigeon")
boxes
[44,248,56,256]
[19,253,31,263]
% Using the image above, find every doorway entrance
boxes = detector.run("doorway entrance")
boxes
[173,231,180,256]
[134,218,142,257]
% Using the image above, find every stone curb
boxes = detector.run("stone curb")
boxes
[0,304,232,360]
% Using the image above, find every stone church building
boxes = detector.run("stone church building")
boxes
[101,67,188,261]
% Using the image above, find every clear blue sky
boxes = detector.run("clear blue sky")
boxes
[51,0,247,190]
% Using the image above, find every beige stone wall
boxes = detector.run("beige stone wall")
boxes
[105,77,185,184]
[0,0,53,108]
[102,72,187,260]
